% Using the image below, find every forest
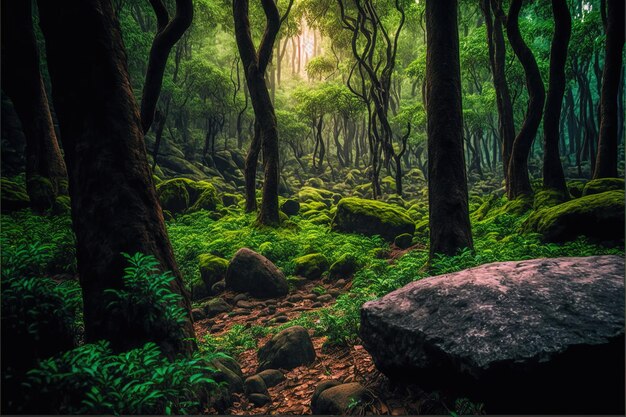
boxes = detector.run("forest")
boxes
[1,0,624,414]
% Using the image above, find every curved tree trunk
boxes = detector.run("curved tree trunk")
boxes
[542,0,570,193]
[37,0,195,357]
[593,0,625,179]
[244,121,262,212]
[1,0,68,213]
[425,0,473,259]
[505,0,546,199]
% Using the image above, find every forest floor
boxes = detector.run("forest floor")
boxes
[195,244,453,415]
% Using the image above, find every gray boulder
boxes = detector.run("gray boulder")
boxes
[311,382,370,414]
[257,326,316,372]
[225,248,289,298]
[360,255,625,414]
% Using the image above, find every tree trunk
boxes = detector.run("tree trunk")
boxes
[593,0,625,178]
[426,0,473,259]
[542,0,570,193]
[37,0,195,357]
[505,0,546,198]
[1,0,68,213]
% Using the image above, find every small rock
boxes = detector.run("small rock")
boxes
[335,279,347,287]
[329,289,341,298]
[248,393,271,407]
[282,301,295,308]
[311,302,323,308]
[191,308,205,321]
[244,375,269,396]
[225,248,289,298]
[211,280,226,294]
[230,308,250,316]
[272,315,289,323]
[293,253,330,280]
[257,369,285,387]
[202,298,232,318]
[394,233,413,249]
[267,306,277,315]
[311,380,342,410]
[257,326,316,371]
[280,198,300,216]
[302,294,318,301]
[288,295,303,303]
[311,382,369,414]
[233,293,249,303]
[236,300,254,309]
[317,294,333,303]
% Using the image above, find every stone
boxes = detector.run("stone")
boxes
[257,326,316,372]
[280,198,300,216]
[191,308,205,321]
[331,197,415,241]
[244,375,269,396]
[272,315,289,323]
[310,380,341,410]
[211,358,244,395]
[328,254,359,280]
[394,233,413,249]
[202,297,232,318]
[257,369,285,388]
[211,280,225,294]
[233,293,248,303]
[523,190,625,243]
[293,253,330,280]
[236,300,254,309]
[360,256,625,414]
[199,254,229,293]
[582,177,624,196]
[225,248,289,298]
[311,382,369,414]
[248,393,271,407]
[316,294,333,303]
[287,295,303,303]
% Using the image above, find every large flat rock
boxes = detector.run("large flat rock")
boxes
[360,255,625,414]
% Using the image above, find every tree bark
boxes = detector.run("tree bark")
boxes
[425,0,473,259]
[542,0,570,193]
[505,0,546,198]
[37,0,195,357]
[593,0,625,178]
[140,0,193,133]
[1,0,68,213]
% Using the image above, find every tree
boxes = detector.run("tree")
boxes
[140,0,193,133]
[233,0,293,225]
[425,0,473,259]
[542,0,570,193]
[36,0,195,357]
[593,0,625,179]
[1,0,68,213]
[504,0,545,199]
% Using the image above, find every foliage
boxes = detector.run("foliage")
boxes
[21,340,222,414]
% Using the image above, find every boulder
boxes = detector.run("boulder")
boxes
[328,254,359,280]
[199,254,229,292]
[156,178,219,214]
[257,369,285,388]
[244,375,269,396]
[257,326,316,372]
[248,393,271,407]
[360,256,625,414]
[225,248,289,298]
[311,382,370,415]
[582,177,624,196]
[311,380,341,409]
[523,190,624,242]
[293,253,329,280]
[332,197,415,241]
[280,198,300,216]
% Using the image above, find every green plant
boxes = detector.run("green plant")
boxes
[20,340,223,414]
[200,324,258,356]
[312,285,326,295]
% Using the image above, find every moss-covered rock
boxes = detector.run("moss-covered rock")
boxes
[308,213,332,225]
[222,193,241,207]
[300,201,327,212]
[280,198,300,216]
[523,190,625,243]
[189,187,220,212]
[157,178,219,214]
[304,177,325,188]
[582,178,624,196]
[533,189,569,210]
[51,195,71,215]
[297,186,335,203]
[328,253,360,279]
[199,254,229,292]
[1,178,30,212]
[332,197,415,241]
[293,253,330,280]
[470,194,501,222]
[394,233,413,249]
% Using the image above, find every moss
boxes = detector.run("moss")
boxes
[328,253,360,279]
[222,193,241,207]
[297,186,334,203]
[582,178,624,196]
[300,201,327,212]
[415,219,429,236]
[51,195,71,215]
[385,195,406,208]
[470,193,501,222]
[198,253,229,289]
[280,198,300,216]
[1,178,30,212]
[157,178,219,213]
[533,189,569,210]
[293,253,330,279]
[523,190,625,243]
[487,194,533,218]
[331,197,415,242]
[567,180,586,198]
[394,233,413,249]
[189,187,219,212]
[304,177,325,188]
[308,213,332,225]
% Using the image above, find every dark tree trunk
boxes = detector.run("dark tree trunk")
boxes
[425,0,473,259]
[505,0,546,198]
[593,0,625,178]
[1,0,68,213]
[245,121,262,212]
[234,0,291,225]
[37,0,195,357]
[140,0,192,133]
[542,0,570,193]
